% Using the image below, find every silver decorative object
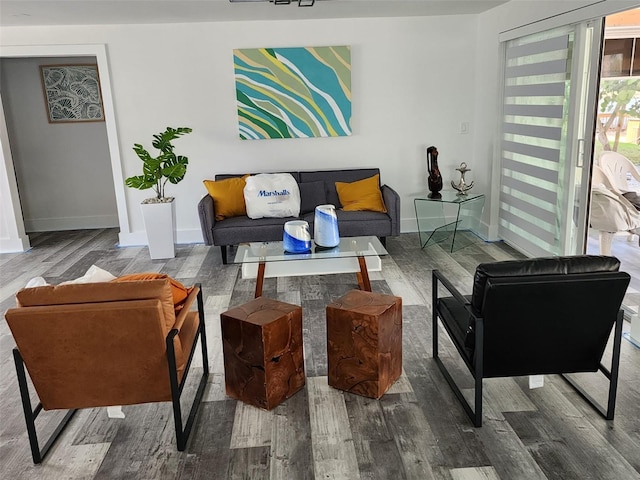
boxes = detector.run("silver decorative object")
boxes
[451,162,474,195]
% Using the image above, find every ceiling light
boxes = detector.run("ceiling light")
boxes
[229,0,315,6]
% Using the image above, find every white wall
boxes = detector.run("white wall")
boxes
[0,56,118,232]
[0,16,480,246]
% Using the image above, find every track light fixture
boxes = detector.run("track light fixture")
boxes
[230,0,315,6]
[272,0,315,5]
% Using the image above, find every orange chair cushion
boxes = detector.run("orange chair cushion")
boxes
[111,273,193,311]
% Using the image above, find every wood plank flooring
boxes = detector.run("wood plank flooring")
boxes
[1,229,639,479]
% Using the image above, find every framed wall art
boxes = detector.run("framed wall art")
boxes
[40,64,105,123]
[234,45,351,140]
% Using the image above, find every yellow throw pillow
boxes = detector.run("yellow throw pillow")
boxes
[203,175,250,221]
[335,174,387,213]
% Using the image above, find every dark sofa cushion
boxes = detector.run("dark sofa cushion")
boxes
[212,215,295,245]
[471,255,621,313]
[299,181,327,214]
[299,209,392,238]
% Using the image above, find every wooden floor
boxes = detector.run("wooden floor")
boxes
[1,229,639,480]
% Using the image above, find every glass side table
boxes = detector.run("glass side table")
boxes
[414,191,485,252]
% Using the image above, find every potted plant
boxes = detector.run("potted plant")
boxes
[125,126,192,259]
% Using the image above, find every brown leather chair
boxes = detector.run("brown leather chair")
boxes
[432,255,630,427]
[5,279,209,463]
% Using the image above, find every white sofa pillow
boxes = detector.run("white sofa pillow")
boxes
[244,173,301,219]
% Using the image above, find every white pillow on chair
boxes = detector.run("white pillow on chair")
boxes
[25,264,116,288]
[60,265,116,284]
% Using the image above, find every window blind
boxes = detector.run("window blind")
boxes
[498,27,574,257]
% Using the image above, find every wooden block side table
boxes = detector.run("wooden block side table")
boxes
[221,297,305,410]
[326,289,402,399]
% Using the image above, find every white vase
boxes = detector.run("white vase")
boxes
[283,220,311,253]
[140,199,176,259]
[314,204,340,248]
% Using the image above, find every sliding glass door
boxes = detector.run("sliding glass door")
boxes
[498,20,603,257]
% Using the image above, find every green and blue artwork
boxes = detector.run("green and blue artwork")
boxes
[234,45,351,140]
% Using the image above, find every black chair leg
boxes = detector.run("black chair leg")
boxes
[433,341,483,427]
[432,270,483,427]
[221,245,228,265]
[561,309,623,420]
[166,286,210,451]
[13,348,77,464]
[472,320,484,427]
[432,274,439,360]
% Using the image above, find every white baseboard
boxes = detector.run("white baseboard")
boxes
[118,228,204,247]
[24,215,119,232]
[400,217,497,243]
[0,234,31,253]
[176,228,204,244]
[400,217,419,233]
[117,231,147,247]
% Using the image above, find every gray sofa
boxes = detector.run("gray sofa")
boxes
[197,168,400,264]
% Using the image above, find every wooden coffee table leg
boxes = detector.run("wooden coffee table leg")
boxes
[357,256,372,292]
[255,262,266,298]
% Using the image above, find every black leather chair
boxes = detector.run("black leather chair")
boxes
[432,255,630,427]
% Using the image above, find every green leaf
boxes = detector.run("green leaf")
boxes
[163,163,187,182]
[132,144,153,162]
[125,175,155,190]
[126,126,192,195]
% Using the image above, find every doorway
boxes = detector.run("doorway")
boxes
[0,44,130,253]
[1,56,118,233]
[587,8,640,334]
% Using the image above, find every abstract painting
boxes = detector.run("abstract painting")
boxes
[40,65,104,123]
[234,46,351,140]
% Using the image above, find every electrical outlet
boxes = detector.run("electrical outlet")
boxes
[460,122,470,135]
[529,375,544,389]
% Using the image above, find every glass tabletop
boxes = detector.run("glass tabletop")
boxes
[233,235,388,264]
[415,190,484,203]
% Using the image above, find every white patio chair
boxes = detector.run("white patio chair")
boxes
[599,151,640,194]
[590,165,640,255]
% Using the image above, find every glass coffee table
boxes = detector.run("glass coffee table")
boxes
[233,236,388,298]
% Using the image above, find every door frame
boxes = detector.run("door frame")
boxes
[564,19,604,256]
[0,44,130,252]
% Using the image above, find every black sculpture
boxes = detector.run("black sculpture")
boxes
[427,146,443,199]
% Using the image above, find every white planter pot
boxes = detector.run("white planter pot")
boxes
[140,199,176,259]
